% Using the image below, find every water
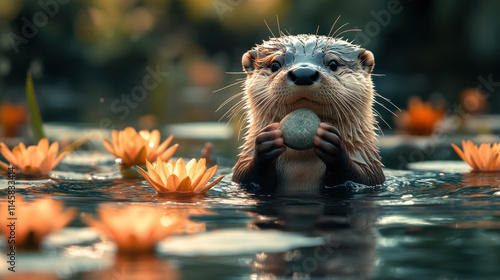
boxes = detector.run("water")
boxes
[1,151,500,279]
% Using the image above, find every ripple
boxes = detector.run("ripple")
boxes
[0,178,52,190]
[50,171,93,181]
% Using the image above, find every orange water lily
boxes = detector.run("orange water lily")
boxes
[0,138,67,175]
[0,100,28,137]
[452,140,500,172]
[137,158,224,194]
[81,205,186,253]
[398,97,445,136]
[103,127,178,167]
[0,196,77,249]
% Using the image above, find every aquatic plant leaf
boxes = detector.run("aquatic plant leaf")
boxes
[26,70,45,142]
[61,132,98,154]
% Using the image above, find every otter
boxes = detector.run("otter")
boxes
[231,34,385,195]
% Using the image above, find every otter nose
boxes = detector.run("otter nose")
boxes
[287,67,319,86]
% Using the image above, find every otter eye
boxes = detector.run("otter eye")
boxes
[328,60,339,72]
[270,61,281,72]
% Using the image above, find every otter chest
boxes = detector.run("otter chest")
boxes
[275,149,326,195]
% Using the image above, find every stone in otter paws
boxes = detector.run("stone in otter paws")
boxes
[280,108,320,150]
[229,34,386,195]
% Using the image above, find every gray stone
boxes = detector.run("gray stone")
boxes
[279,108,320,150]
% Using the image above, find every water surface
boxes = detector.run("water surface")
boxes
[1,152,499,279]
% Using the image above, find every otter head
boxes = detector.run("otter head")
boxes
[242,35,376,132]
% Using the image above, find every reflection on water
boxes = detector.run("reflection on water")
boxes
[0,153,500,279]
[80,253,179,280]
[248,198,378,278]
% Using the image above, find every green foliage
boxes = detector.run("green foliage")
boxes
[26,70,45,142]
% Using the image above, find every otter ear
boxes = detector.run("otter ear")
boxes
[242,50,257,75]
[358,49,375,73]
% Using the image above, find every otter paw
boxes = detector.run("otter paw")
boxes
[313,123,348,168]
[254,123,286,164]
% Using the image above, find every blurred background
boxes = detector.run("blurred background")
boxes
[1,0,500,163]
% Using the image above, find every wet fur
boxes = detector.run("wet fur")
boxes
[231,34,385,194]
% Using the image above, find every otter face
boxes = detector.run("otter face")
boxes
[242,35,375,124]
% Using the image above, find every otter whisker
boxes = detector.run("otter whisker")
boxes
[332,88,353,117]
[220,105,243,124]
[335,28,362,38]
[219,88,252,114]
[325,89,348,130]
[372,117,384,135]
[264,20,277,39]
[253,95,276,122]
[337,86,388,133]
[374,92,400,112]
[327,15,342,38]
[332,22,350,38]
[227,83,271,135]
[262,97,280,122]
[213,79,244,94]
[269,101,282,124]
[264,95,281,121]
[373,99,397,117]
[372,108,390,131]
[217,91,245,111]
[322,95,337,121]
[236,112,248,139]
[251,86,273,108]
[323,22,350,51]
[254,90,272,107]
[338,88,365,130]
[225,72,247,75]
[222,99,246,122]
[227,103,246,121]
[339,87,364,104]
[276,15,281,38]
